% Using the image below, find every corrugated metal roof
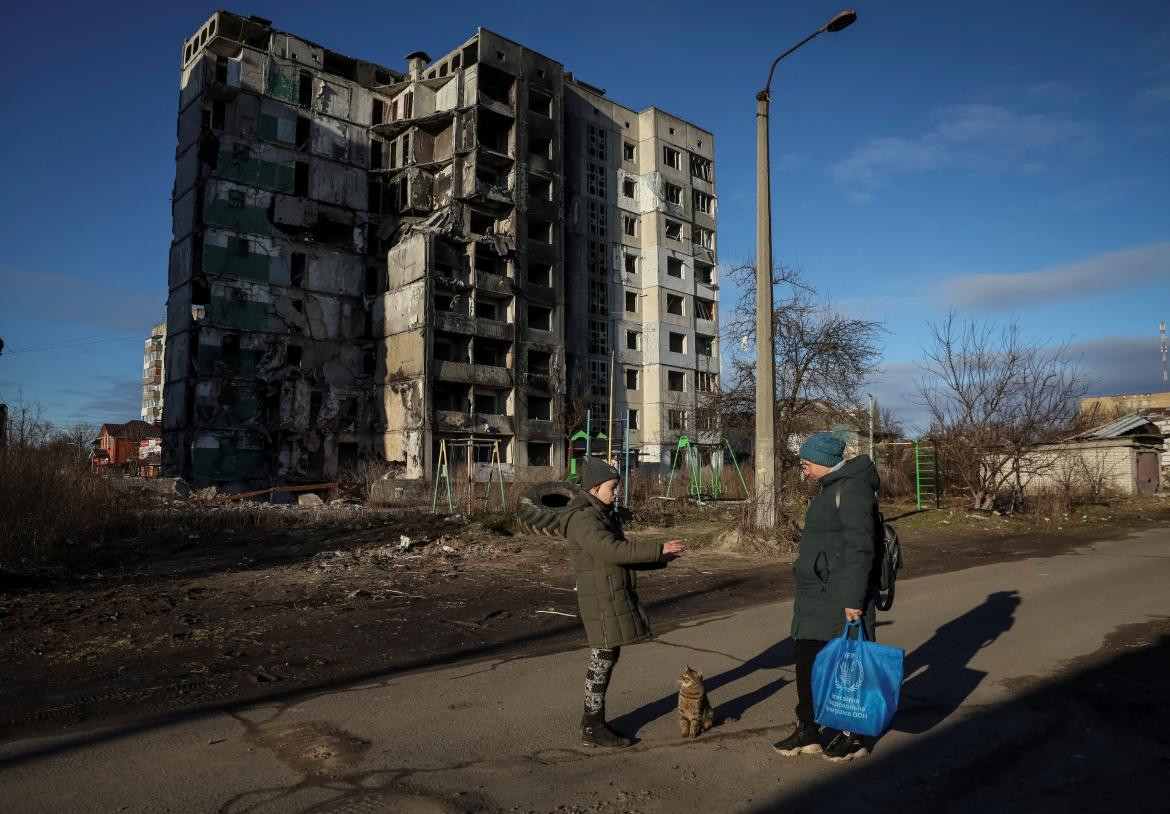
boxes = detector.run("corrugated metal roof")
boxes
[1071,413,1158,440]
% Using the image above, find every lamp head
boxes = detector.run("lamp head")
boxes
[824,9,858,32]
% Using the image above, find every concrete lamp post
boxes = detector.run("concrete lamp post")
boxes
[754,9,857,529]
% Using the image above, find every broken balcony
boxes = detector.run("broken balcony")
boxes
[433,360,514,389]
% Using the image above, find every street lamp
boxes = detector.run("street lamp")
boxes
[754,9,857,529]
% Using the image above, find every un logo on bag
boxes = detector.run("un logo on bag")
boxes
[834,653,865,692]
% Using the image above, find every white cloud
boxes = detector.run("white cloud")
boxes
[831,103,1096,200]
[931,241,1170,310]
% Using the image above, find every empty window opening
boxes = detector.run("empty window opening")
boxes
[227,189,245,208]
[529,174,552,201]
[625,368,639,390]
[529,261,553,287]
[529,305,553,331]
[624,253,637,276]
[588,319,609,354]
[527,441,552,466]
[365,266,381,296]
[528,88,553,117]
[371,139,383,169]
[623,142,636,161]
[695,371,717,392]
[287,345,303,367]
[667,257,684,279]
[469,210,496,235]
[695,297,715,320]
[622,178,636,199]
[211,100,226,131]
[528,349,552,375]
[690,154,713,181]
[624,292,638,313]
[623,215,637,237]
[294,161,309,196]
[529,219,553,244]
[696,335,714,357]
[295,115,310,147]
[696,263,714,286]
[529,396,552,421]
[298,71,313,107]
[475,299,501,321]
[695,227,715,249]
[372,98,384,124]
[626,330,640,350]
[664,219,683,241]
[668,408,686,429]
[666,294,685,316]
[668,372,685,393]
[628,409,639,430]
[474,393,499,414]
[669,332,686,354]
[693,190,714,214]
[290,253,306,287]
[663,146,682,170]
[478,110,511,153]
[529,134,552,162]
[664,183,683,206]
[362,347,376,375]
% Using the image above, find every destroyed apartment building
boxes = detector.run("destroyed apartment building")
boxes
[165,11,719,488]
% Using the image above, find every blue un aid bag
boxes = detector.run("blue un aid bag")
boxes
[812,620,905,737]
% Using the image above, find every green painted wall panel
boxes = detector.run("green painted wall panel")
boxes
[195,344,267,376]
[203,200,273,235]
[217,150,295,193]
[266,63,298,104]
[203,241,271,282]
[193,439,266,478]
[209,295,269,331]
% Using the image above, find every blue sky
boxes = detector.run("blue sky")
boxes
[1,0,1168,431]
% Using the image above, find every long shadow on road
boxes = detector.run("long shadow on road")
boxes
[894,590,1020,735]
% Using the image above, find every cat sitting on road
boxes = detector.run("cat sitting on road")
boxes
[677,665,715,737]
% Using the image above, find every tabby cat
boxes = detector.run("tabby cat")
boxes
[677,665,715,737]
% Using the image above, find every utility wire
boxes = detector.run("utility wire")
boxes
[6,336,143,354]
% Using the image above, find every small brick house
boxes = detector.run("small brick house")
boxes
[91,421,163,474]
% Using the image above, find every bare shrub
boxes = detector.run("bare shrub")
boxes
[0,446,132,572]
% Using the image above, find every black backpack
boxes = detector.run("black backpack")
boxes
[834,485,903,611]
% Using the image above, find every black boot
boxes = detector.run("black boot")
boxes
[581,712,632,748]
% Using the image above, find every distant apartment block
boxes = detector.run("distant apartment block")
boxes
[141,322,166,424]
[165,12,717,487]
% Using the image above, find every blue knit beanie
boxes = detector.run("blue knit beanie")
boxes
[799,432,846,467]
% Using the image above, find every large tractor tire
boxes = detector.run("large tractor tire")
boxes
[514,481,583,538]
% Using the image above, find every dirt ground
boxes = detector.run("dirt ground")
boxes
[2,495,1168,744]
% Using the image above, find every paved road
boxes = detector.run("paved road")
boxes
[2,527,1168,813]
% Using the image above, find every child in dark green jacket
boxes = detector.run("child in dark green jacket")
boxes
[560,458,684,747]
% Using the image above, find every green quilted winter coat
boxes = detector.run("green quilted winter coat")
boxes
[791,455,882,642]
[561,492,664,648]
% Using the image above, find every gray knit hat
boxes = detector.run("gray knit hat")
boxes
[580,458,620,490]
[798,432,846,467]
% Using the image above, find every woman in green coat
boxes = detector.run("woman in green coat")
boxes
[773,432,881,763]
[559,458,684,747]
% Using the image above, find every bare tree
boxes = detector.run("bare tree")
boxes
[915,312,1090,510]
[55,423,98,466]
[1,390,55,448]
[720,263,885,482]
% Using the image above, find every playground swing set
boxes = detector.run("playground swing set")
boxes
[431,437,508,514]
